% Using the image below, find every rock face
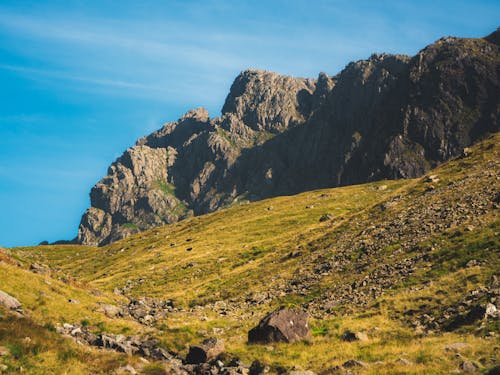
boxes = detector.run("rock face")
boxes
[248,307,311,343]
[77,29,500,246]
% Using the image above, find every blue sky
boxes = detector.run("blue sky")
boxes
[0,0,499,247]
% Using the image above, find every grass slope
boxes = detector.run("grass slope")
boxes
[2,133,499,374]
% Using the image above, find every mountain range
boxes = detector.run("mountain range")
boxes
[77,28,500,246]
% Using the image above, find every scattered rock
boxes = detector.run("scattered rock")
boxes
[341,330,369,342]
[248,307,311,344]
[29,262,50,274]
[425,175,440,183]
[185,338,224,364]
[0,346,8,356]
[462,148,473,157]
[287,250,302,259]
[485,303,498,319]
[466,259,480,267]
[460,361,479,373]
[125,297,174,324]
[444,342,469,352]
[0,290,21,310]
[55,322,173,361]
[343,359,369,368]
[395,358,413,366]
[249,360,268,375]
[117,365,137,374]
[99,303,123,318]
[319,213,334,222]
[486,365,500,375]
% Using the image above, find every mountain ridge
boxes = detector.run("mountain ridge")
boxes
[77,29,500,246]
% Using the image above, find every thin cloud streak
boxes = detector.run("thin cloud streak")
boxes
[0,64,173,92]
[0,7,391,75]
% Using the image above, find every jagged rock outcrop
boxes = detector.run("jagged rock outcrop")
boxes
[77,29,500,246]
[221,70,317,133]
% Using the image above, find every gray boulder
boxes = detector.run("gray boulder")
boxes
[341,330,369,342]
[185,338,224,364]
[99,303,123,318]
[248,307,312,344]
[0,290,21,310]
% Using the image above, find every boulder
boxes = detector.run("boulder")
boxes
[460,361,480,373]
[319,213,334,222]
[486,365,500,375]
[100,303,123,318]
[248,307,312,344]
[444,342,469,352]
[485,303,498,319]
[395,358,413,366]
[185,338,224,364]
[0,290,21,310]
[249,360,268,375]
[341,330,369,342]
[343,360,369,368]
[29,262,50,274]
[116,365,137,374]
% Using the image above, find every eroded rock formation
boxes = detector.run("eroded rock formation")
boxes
[77,29,500,246]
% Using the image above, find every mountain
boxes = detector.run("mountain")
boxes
[2,132,499,373]
[77,29,499,246]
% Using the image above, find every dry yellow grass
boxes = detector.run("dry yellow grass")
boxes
[1,133,498,373]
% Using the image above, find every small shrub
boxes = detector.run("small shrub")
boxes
[415,350,432,364]
[311,324,328,336]
[80,319,90,327]
[8,343,24,359]
[43,322,56,332]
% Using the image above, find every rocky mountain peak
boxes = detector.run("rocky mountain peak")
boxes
[76,29,500,246]
[221,69,316,133]
[180,107,210,122]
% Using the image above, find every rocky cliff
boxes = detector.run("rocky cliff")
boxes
[77,29,500,246]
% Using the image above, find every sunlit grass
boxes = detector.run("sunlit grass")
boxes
[1,133,498,373]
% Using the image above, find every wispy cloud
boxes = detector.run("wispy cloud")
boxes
[0,63,178,93]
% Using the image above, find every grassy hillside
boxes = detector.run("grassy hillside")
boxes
[1,133,499,374]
